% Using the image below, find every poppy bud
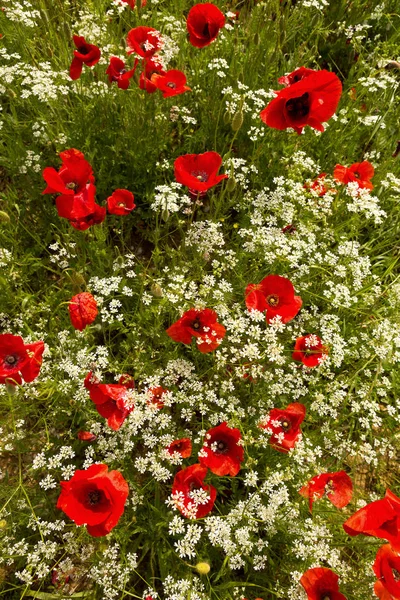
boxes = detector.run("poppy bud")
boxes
[226,177,236,192]
[0,210,10,222]
[195,562,210,575]
[223,111,231,125]
[161,208,169,222]
[253,32,260,45]
[151,283,163,297]
[5,382,17,395]
[231,110,244,131]
[70,272,86,288]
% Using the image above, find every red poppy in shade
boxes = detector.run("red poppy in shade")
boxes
[260,69,342,134]
[333,161,374,190]
[245,274,302,324]
[42,150,94,196]
[168,438,192,458]
[56,183,106,231]
[139,58,165,93]
[187,3,226,48]
[278,66,316,87]
[299,471,353,511]
[374,580,395,600]
[69,292,98,331]
[343,489,400,552]
[56,463,129,537]
[77,431,97,442]
[171,463,217,519]
[151,69,191,98]
[147,386,168,409]
[259,402,306,453]
[300,567,347,600]
[69,35,101,80]
[84,372,134,431]
[126,26,162,59]
[304,173,336,197]
[166,308,226,353]
[199,422,244,476]
[0,334,44,385]
[174,151,228,193]
[106,57,137,90]
[292,334,329,368]
[373,544,400,600]
[107,189,136,215]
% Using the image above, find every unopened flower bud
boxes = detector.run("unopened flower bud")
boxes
[162,208,169,222]
[195,562,210,575]
[231,110,244,131]
[226,177,236,192]
[151,283,163,298]
[0,210,10,222]
[223,111,231,125]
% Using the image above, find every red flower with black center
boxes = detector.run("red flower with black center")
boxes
[166,308,226,353]
[69,292,98,331]
[171,463,217,519]
[84,372,134,431]
[168,438,192,458]
[333,161,374,190]
[292,334,329,367]
[126,26,162,59]
[343,489,400,552]
[0,334,44,385]
[199,422,244,476]
[107,189,136,215]
[300,567,347,600]
[69,35,101,80]
[56,184,106,231]
[278,66,316,87]
[260,69,342,134]
[57,464,129,537]
[299,471,353,511]
[150,69,191,98]
[174,151,228,193]
[42,149,94,196]
[147,386,168,409]
[106,57,137,90]
[139,58,165,93]
[259,402,306,453]
[373,544,400,600]
[187,3,226,48]
[245,274,302,324]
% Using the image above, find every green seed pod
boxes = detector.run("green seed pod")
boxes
[161,208,169,222]
[0,211,10,222]
[71,272,86,288]
[226,177,236,192]
[231,110,244,131]
[223,111,231,125]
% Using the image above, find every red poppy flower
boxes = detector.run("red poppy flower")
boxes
[168,438,192,458]
[174,151,228,193]
[300,567,347,600]
[57,464,129,537]
[84,372,134,430]
[69,35,101,80]
[69,292,98,331]
[343,489,400,552]
[299,471,353,511]
[56,184,106,231]
[304,173,335,197]
[375,580,396,600]
[171,463,217,519]
[150,69,191,98]
[260,69,342,134]
[166,308,226,353]
[147,386,168,409]
[245,274,302,324]
[42,150,94,196]
[278,66,316,87]
[0,334,44,385]
[292,334,329,368]
[107,189,136,215]
[373,544,400,600]
[259,402,306,453]
[199,422,244,476]
[77,431,97,442]
[118,374,135,389]
[333,161,374,190]
[106,57,137,90]
[187,3,226,48]
[139,58,165,93]
[126,26,162,59]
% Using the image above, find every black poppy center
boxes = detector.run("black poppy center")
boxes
[87,490,102,505]
[66,181,78,191]
[285,92,310,120]
[189,481,201,492]
[320,593,332,600]
[215,440,228,453]
[166,82,176,89]
[191,318,202,331]
[266,294,279,307]
[174,442,182,450]
[279,419,292,432]
[393,568,400,581]
[5,354,18,365]
[191,170,209,182]
[202,22,210,37]
[78,46,89,55]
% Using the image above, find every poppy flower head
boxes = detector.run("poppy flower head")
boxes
[77,431,97,442]
[304,173,335,197]
[107,189,136,215]
[300,567,347,600]
[260,69,342,134]
[333,161,374,190]
[147,386,168,409]
[70,36,101,80]
[150,69,191,98]
[174,151,228,193]
[299,471,353,511]
[69,292,98,331]
[171,463,217,519]
[85,374,134,430]
[245,274,302,324]
[166,307,226,353]
[199,422,244,476]
[126,26,162,58]
[260,402,306,453]
[106,57,137,90]
[373,544,400,600]
[56,463,129,537]
[292,334,328,368]
[187,3,226,48]
[168,438,192,458]
[42,151,94,196]
[0,334,44,385]
[278,66,316,87]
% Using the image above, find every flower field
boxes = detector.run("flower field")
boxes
[0,0,400,598]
